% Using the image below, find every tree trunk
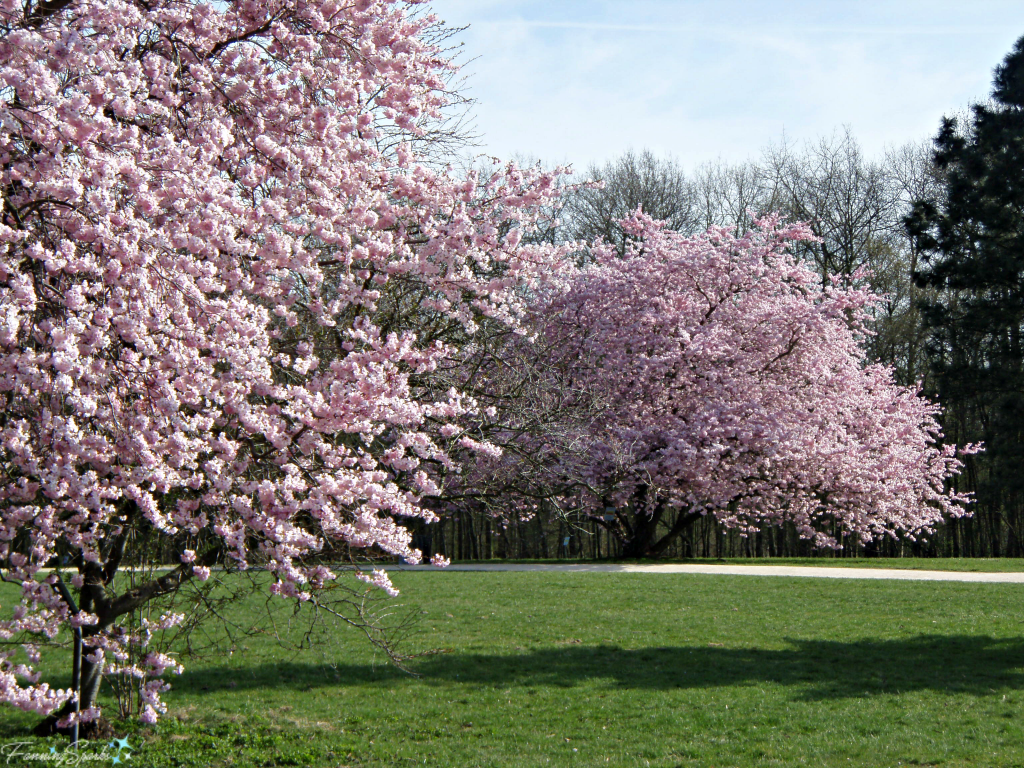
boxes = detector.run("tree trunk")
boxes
[619,505,703,559]
[33,644,105,737]
[33,545,217,737]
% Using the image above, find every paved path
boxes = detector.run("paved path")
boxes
[390,562,1024,583]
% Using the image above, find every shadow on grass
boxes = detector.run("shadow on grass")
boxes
[175,634,1024,701]
[0,713,42,740]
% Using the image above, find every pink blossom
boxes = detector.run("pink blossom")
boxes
[355,569,399,597]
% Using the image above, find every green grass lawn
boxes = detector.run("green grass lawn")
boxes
[3,571,1024,767]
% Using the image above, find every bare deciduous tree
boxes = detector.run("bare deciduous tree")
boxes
[564,149,699,256]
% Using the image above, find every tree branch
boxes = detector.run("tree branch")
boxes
[26,0,75,28]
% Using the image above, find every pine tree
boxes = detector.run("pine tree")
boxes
[908,35,1024,555]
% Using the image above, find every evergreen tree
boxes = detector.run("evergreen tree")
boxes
[908,35,1024,555]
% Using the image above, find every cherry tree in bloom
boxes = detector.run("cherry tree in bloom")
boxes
[0,0,570,731]
[478,214,976,558]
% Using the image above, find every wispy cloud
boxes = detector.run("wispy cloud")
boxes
[474,19,1009,36]
[428,0,1024,168]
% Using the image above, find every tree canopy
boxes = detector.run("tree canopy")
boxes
[462,215,974,558]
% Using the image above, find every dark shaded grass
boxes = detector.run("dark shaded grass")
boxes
[174,634,1024,700]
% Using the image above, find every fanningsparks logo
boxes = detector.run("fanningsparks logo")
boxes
[0,737,133,765]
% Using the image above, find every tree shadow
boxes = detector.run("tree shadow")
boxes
[0,713,40,740]
[174,634,1024,701]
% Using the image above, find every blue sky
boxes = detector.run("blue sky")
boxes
[426,0,1024,170]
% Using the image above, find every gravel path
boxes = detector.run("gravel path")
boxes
[389,562,1024,583]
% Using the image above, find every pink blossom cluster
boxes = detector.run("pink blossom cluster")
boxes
[0,0,569,721]
[535,214,975,545]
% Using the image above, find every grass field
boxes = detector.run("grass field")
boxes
[3,569,1024,767]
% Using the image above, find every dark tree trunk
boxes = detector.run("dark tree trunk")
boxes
[34,647,105,737]
[615,491,703,559]
[621,509,663,558]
